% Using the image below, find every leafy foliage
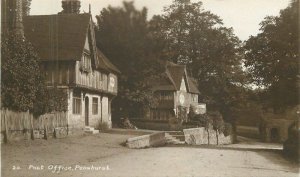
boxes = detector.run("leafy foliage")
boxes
[95,0,248,122]
[244,0,299,111]
[95,1,164,118]
[22,0,32,16]
[33,88,68,116]
[1,34,44,113]
[150,0,246,121]
[2,33,68,116]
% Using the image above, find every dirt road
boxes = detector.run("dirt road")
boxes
[2,133,299,177]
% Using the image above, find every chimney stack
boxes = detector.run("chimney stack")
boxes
[61,0,81,14]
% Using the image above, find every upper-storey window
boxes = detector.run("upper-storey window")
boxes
[192,94,198,102]
[80,52,91,72]
[159,91,173,100]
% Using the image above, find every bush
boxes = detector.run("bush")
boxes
[223,123,232,136]
[97,122,109,131]
[1,34,45,113]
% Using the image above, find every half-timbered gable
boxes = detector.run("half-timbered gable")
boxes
[147,61,200,122]
[23,9,120,130]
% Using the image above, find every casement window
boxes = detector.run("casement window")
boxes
[99,73,103,88]
[80,53,91,72]
[92,97,98,115]
[192,95,198,102]
[73,91,81,114]
[159,92,173,100]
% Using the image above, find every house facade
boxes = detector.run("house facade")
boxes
[23,0,120,130]
[149,62,200,121]
[132,61,201,130]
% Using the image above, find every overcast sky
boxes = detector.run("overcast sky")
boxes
[30,0,290,41]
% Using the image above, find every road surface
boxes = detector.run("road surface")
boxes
[2,132,299,177]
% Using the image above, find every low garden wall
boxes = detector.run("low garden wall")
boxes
[131,119,197,131]
[126,132,166,148]
[183,127,232,145]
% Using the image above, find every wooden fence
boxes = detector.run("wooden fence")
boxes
[1,109,68,142]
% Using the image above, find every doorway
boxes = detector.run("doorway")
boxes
[85,97,89,126]
[270,128,279,142]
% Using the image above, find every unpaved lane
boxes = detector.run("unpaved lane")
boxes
[2,133,299,177]
[1,133,135,177]
[64,147,298,177]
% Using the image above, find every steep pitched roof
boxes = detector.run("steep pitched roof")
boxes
[187,77,200,94]
[24,13,91,61]
[151,72,176,91]
[153,61,200,94]
[166,64,185,90]
[24,13,121,74]
[96,49,121,74]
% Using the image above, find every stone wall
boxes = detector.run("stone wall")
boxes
[126,132,166,149]
[183,127,232,145]
[184,128,208,145]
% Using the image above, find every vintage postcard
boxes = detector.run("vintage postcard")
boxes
[1,0,299,176]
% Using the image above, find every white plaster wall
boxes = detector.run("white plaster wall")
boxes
[67,89,85,130]
[84,93,102,128]
[67,90,113,130]
[101,96,112,128]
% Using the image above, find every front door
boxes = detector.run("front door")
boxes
[85,97,89,126]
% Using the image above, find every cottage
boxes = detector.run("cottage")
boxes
[150,62,200,119]
[23,0,120,131]
[133,61,201,130]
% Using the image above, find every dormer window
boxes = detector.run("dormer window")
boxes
[80,52,91,73]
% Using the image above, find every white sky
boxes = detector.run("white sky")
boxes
[30,0,290,41]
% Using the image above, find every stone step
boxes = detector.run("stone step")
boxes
[166,139,185,145]
[85,130,99,134]
[166,132,185,141]
[165,133,185,145]
[85,126,95,131]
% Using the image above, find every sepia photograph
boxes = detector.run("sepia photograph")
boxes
[1,0,299,176]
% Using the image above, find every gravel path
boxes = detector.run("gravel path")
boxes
[1,133,299,177]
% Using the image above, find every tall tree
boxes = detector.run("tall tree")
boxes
[22,0,32,16]
[150,0,246,122]
[244,0,299,112]
[95,1,164,118]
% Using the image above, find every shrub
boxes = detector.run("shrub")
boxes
[1,34,45,113]
[208,111,224,132]
[223,123,232,136]
[97,122,109,131]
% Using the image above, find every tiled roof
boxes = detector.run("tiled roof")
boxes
[24,13,91,61]
[153,61,200,94]
[96,49,121,74]
[166,64,185,90]
[24,13,120,74]
[187,77,200,94]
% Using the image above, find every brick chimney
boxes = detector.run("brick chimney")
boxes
[61,0,81,14]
